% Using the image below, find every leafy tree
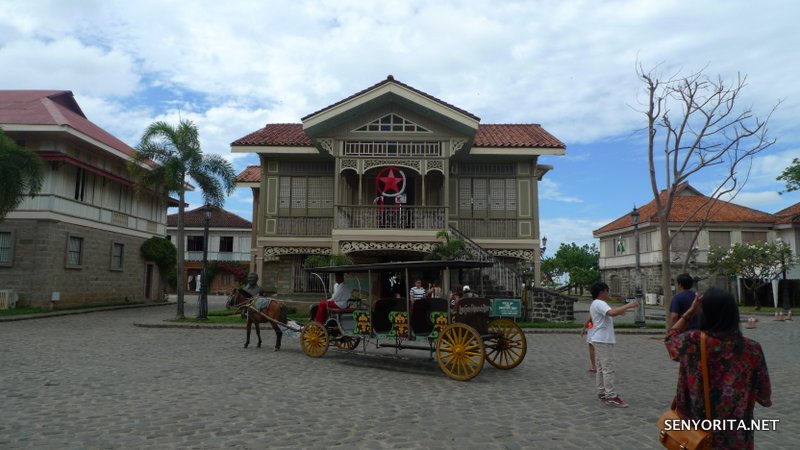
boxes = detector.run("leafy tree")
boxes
[140,237,177,300]
[777,158,800,193]
[0,128,44,219]
[546,243,600,294]
[708,241,794,309]
[425,229,470,260]
[128,119,235,319]
[637,64,777,316]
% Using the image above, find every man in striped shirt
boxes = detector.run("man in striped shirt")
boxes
[409,278,426,302]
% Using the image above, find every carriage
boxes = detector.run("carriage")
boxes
[300,260,528,381]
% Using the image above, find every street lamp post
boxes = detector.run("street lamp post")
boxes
[197,204,212,320]
[631,207,645,327]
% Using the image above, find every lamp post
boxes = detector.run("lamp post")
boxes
[541,236,547,256]
[197,204,211,320]
[630,206,645,327]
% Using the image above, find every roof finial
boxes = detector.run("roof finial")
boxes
[387,74,394,81]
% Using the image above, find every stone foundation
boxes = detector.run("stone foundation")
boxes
[527,287,576,322]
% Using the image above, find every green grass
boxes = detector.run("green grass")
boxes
[0,301,146,316]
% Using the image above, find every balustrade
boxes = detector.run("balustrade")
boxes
[336,205,445,230]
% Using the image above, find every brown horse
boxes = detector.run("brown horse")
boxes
[226,288,288,351]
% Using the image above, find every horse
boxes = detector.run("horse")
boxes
[226,288,288,351]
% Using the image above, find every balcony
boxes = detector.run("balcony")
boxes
[456,219,519,238]
[336,205,445,230]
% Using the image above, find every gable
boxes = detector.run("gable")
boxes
[353,113,431,133]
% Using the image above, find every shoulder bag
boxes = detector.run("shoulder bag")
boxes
[657,331,712,450]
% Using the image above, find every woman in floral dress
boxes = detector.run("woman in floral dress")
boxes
[665,287,772,449]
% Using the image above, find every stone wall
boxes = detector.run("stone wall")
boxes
[0,219,161,308]
[527,287,576,322]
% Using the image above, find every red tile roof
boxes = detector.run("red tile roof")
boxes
[474,124,565,148]
[0,90,136,158]
[775,202,800,224]
[232,123,312,146]
[593,184,776,235]
[232,123,564,148]
[301,75,480,122]
[167,205,251,228]
[235,165,261,183]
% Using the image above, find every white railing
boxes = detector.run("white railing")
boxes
[336,205,445,230]
[16,194,166,236]
[343,141,442,157]
[185,251,250,262]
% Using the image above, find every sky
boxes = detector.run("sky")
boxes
[2,0,798,254]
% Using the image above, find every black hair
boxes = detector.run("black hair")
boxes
[590,282,609,299]
[676,273,694,290]
[700,287,741,335]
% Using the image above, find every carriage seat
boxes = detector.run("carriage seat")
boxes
[410,297,448,335]
[372,297,407,334]
[328,299,363,314]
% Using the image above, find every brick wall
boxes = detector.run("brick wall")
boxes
[0,219,161,308]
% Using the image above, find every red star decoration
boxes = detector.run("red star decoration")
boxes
[377,168,403,195]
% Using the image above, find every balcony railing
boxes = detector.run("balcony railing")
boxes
[186,251,250,262]
[455,219,518,238]
[336,205,445,230]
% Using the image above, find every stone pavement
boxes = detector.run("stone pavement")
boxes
[0,296,796,449]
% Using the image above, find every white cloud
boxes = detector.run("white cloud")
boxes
[541,217,610,256]
[539,179,583,203]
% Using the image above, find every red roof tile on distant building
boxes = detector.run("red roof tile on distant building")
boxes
[593,184,776,235]
[775,202,800,224]
[0,90,136,158]
[167,205,252,228]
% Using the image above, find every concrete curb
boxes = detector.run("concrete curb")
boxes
[0,302,174,322]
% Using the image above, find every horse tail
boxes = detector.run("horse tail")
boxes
[279,302,288,324]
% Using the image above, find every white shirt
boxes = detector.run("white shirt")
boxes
[330,282,349,308]
[589,299,615,344]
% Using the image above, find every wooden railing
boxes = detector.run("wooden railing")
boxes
[336,205,446,230]
[276,217,333,236]
[449,225,524,297]
[455,218,518,238]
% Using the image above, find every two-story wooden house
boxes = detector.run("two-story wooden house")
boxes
[232,76,565,296]
[593,183,792,304]
[0,90,172,307]
[167,205,252,294]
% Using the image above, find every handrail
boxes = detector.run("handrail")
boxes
[448,225,524,296]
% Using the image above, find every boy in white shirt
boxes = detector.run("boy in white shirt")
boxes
[589,281,638,407]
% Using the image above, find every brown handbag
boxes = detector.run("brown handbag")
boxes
[657,332,713,450]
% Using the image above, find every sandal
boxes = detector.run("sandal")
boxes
[588,368,597,373]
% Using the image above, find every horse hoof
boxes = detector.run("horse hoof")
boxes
[274,347,280,352]
[257,343,262,348]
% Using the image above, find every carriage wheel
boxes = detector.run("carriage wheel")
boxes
[301,321,329,358]
[436,323,485,381]
[334,336,361,351]
[485,319,527,370]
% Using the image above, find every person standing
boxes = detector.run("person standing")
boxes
[589,281,638,407]
[666,288,771,449]
[669,273,699,329]
[409,278,426,302]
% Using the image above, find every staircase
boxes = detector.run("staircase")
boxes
[448,225,524,297]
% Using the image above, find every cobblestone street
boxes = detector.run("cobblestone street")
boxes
[1,297,796,449]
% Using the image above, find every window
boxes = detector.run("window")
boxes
[219,236,234,253]
[0,231,13,266]
[671,231,695,252]
[458,177,517,217]
[708,231,731,249]
[742,231,767,244]
[354,114,430,133]
[74,167,87,201]
[279,176,334,214]
[67,236,83,267]
[187,236,205,252]
[110,243,124,270]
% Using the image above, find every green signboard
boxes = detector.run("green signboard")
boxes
[491,298,522,318]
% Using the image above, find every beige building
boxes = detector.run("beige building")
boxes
[0,90,171,308]
[233,76,565,297]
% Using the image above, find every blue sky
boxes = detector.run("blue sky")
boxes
[2,0,798,253]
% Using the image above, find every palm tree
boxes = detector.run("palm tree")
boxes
[0,128,44,220]
[129,119,235,319]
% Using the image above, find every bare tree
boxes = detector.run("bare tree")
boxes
[637,64,778,320]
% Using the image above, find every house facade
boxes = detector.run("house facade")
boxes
[0,90,171,308]
[232,76,565,296]
[593,184,799,305]
[167,206,252,294]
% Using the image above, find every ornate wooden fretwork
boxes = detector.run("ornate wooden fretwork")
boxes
[339,241,435,254]
[318,138,335,154]
[353,114,431,133]
[486,248,534,260]
[426,159,444,174]
[263,246,331,261]
[340,158,358,172]
[451,138,467,156]
[363,159,421,174]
